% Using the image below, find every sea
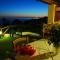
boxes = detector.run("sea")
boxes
[16,18,32,21]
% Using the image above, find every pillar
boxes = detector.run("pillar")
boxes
[48,4,56,24]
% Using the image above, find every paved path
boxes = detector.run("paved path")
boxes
[5,39,60,60]
[28,39,60,60]
[13,37,27,46]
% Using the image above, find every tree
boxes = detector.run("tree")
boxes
[2,17,10,26]
[12,19,22,25]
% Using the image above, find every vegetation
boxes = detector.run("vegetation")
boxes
[48,24,60,54]
[0,36,16,60]
[0,16,48,59]
[0,17,48,38]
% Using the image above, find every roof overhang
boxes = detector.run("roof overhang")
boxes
[38,0,60,5]
[40,0,53,4]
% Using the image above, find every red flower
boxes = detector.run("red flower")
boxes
[15,45,36,56]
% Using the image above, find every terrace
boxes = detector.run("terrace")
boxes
[0,0,60,60]
[0,24,60,60]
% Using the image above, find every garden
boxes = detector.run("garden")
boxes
[1,24,60,60]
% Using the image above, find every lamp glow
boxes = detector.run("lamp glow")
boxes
[4,34,10,37]
[0,31,2,34]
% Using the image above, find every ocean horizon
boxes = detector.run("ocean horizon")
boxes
[16,18,32,21]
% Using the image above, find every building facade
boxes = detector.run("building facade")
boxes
[40,0,60,24]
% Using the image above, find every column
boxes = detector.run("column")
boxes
[48,4,56,24]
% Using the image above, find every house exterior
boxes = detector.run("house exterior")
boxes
[40,0,60,24]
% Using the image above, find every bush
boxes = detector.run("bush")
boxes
[48,24,60,47]
[15,45,36,56]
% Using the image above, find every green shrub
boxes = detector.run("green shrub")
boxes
[48,24,60,47]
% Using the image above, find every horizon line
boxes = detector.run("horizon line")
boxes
[0,15,48,18]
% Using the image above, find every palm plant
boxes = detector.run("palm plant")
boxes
[48,24,60,54]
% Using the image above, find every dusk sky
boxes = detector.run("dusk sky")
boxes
[0,0,48,17]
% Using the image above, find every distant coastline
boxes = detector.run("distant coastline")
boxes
[16,18,32,21]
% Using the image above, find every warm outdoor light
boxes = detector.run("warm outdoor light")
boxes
[4,34,10,37]
[0,31,2,34]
